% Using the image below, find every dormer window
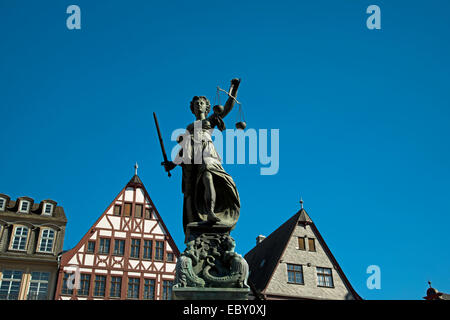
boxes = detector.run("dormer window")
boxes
[19,200,30,213]
[0,198,5,211]
[43,203,53,216]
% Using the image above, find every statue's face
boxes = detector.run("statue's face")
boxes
[194,98,208,116]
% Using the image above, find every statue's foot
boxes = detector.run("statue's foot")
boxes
[207,212,220,223]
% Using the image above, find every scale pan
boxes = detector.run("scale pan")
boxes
[213,105,224,115]
[235,121,247,130]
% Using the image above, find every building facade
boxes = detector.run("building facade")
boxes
[245,205,361,300]
[0,193,67,300]
[54,173,179,300]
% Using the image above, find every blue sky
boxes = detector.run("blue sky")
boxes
[1,0,449,299]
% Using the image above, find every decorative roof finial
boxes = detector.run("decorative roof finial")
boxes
[134,162,139,176]
[300,197,304,209]
[428,281,432,288]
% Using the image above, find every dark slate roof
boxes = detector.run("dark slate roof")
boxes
[0,195,67,224]
[127,175,144,188]
[244,208,362,300]
[244,210,301,292]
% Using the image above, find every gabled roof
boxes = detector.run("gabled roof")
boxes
[244,208,362,300]
[61,174,179,265]
[245,211,301,292]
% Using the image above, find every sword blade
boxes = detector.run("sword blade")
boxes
[153,112,171,177]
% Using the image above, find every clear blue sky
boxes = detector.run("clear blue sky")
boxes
[1,0,449,300]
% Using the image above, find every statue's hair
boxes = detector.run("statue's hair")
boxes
[190,96,211,115]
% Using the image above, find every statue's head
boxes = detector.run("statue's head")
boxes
[190,96,211,118]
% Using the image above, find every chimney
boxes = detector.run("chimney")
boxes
[256,235,266,245]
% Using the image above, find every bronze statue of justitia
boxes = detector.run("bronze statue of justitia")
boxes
[162,78,241,235]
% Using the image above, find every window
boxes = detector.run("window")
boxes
[143,279,155,300]
[135,204,143,218]
[98,238,110,254]
[308,238,316,252]
[162,280,173,300]
[43,203,53,216]
[0,270,23,300]
[93,275,106,297]
[10,226,29,251]
[287,264,304,284]
[167,252,174,262]
[19,200,30,213]
[113,239,125,256]
[78,274,91,296]
[124,203,132,217]
[145,208,151,219]
[61,272,74,295]
[113,205,121,216]
[155,241,164,261]
[38,229,55,253]
[298,237,306,250]
[127,278,140,299]
[317,267,334,288]
[143,240,152,260]
[27,272,50,300]
[130,239,141,259]
[0,198,5,211]
[87,241,95,253]
[110,276,122,298]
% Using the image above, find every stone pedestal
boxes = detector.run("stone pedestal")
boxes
[172,222,250,300]
[173,287,249,300]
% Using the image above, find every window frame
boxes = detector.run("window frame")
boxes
[93,275,107,297]
[98,238,111,255]
[130,239,141,259]
[37,228,56,253]
[42,203,53,216]
[27,271,50,300]
[143,240,153,260]
[113,239,125,256]
[77,274,91,296]
[0,269,24,300]
[127,277,140,299]
[162,280,173,300]
[287,263,304,285]
[109,276,122,299]
[124,203,132,217]
[19,200,30,213]
[308,238,316,252]
[113,205,122,216]
[144,208,151,219]
[61,272,74,296]
[143,278,156,300]
[154,241,164,261]
[9,225,30,251]
[298,237,306,250]
[135,204,143,218]
[316,267,334,288]
[86,241,96,254]
[0,198,6,211]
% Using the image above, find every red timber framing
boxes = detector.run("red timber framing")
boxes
[54,174,180,300]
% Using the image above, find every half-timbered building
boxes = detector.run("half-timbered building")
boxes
[54,170,179,300]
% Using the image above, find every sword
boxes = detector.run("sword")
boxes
[153,112,171,177]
